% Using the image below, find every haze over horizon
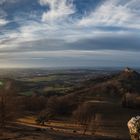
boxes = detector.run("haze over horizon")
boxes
[0,0,140,68]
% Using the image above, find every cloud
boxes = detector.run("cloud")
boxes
[0,19,9,26]
[39,0,75,23]
[78,0,140,29]
[0,50,140,68]
[1,0,140,48]
[0,32,140,55]
[0,0,7,5]
[0,0,140,68]
[0,1,15,26]
[0,0,18,5]
[0,9,7,26]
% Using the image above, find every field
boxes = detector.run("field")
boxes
[11,69,111,97]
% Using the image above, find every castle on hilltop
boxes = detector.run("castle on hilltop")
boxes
[124,67,134,73]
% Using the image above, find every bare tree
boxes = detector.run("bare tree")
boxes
[0,80,19,129]
[73,102,95,135]
[46,95,77,117]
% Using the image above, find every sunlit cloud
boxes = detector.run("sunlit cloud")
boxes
[0,19,9,26]
[39,0,75,23]
[78,0,140,30]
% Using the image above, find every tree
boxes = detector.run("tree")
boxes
[121,94,127,107]
[73,102,95,135]
[36,111,53,126]
[35,95,77,126]
[0,80,19,129]
[22,95,47,112]
[46,95,77,117]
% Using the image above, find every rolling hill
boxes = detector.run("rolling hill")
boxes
[71,67,140,107]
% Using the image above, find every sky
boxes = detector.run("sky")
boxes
[0,0,140,68]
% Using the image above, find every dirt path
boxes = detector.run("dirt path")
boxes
[0,118,130,140]
[15,120,86,135]
[14,116,129,139]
